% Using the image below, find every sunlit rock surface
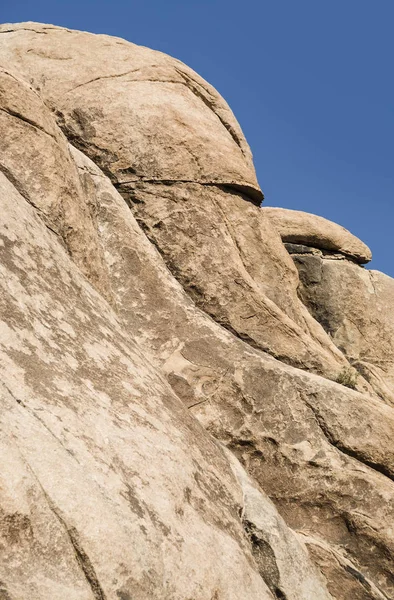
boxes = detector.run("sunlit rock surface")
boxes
[0,22,393,600]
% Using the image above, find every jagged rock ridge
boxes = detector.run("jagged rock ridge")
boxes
[0,22,393,600]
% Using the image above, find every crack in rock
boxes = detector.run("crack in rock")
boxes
[302,395,394,484]
[24,461,107,600]
[298,531,390,600]
[243,519,288,600]
[0,106,58,141]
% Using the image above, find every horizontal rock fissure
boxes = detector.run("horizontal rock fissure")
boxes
[59,129,263,206]
[303,397,394,484]
[116,179,263,206]
[59,135,263,206]
[0,28,48,34]
[283,241,365,265]
[64,67,147,93]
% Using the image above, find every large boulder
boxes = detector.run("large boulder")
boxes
[0,22,393,600]
[0,21,366,386]
[265,208,394,404]
[0,22,260,199]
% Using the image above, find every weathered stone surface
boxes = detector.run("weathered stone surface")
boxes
[72,147,394,600]
[263,207,372,263]
[294,254,394,405]
[1,21,393,600]
[0,22,371,388]
[225,448,331,600]
[0,21,261,201]
[0,66,110,300]
[126,181,366,385]
[0,171,275,600]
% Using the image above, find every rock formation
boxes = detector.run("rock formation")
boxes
[0,22,393,600]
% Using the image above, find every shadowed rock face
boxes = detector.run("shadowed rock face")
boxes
[0,22,393,600]
[265,209,394,405]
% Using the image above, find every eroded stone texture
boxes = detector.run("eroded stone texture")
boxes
[125,180,364,385]
[225,449,332,600]
[71,148,394,600]
[0,21,368,386]
[263,207,372,263]
[0,22,260,200]
[266,207,394,404]
[0,66,110,299]
[0,21,393,600]
[0,171,275,600]
[294,253,394,405]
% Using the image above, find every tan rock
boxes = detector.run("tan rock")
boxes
[0,22,371,386]
[72,146,394,600]
[0,170,274,600]
[1,22,394,600]
[226,449,332,600]
[0,21,261,202]
[0,66,110,299]
[292,252,394,404]
[126,179,369,387]
[263,207,372,263]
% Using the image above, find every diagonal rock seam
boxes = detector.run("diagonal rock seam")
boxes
[26,464,107,600]
[2,382,79,464]
[0,106,58,141]
[243,519,289,600]
[0,162,65,243]
[301,395,394,483]
[228,429,393,598]
[297,533,390,600]
[65,147,394,490]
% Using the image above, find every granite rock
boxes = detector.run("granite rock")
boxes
[0,22,393,600]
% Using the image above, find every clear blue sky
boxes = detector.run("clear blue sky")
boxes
[2,1,393,275]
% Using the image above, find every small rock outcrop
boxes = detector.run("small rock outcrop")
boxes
[0,22,393,600]
[263,207,372,263]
